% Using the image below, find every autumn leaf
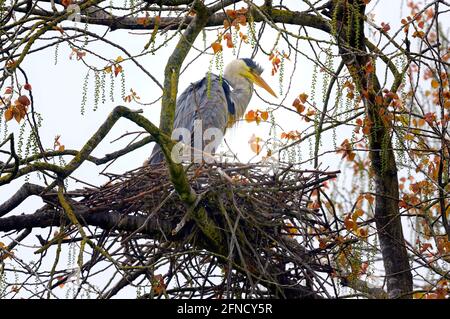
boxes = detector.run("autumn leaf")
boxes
[381,22,391,32]
[235,15,246,26]
[365,61,375,74]
[352,208,364,221]
[260,111,269,121]
[248,134,262,155]
[337,139,356,161]
[423,112,436,125]
[11,286,20,293]
[152,274,166,295]
[211,41,222,54]
[61,0,72,7]
[54,135,65,152]
[225,9,237,20]
[299,93,308,103]
[281,131,301,140]
[357,261,368,277]
[357,227,368,238]
[364,194,374,205]
[4,107,13,122]
[431,79,439,89]
[292,98,305,113]
[13,109,22,123]
[70,48,86,60]
[344,215,357,231]
[318,237,329,249]
[412,30,425,38]
[114,64,123,77]
[347,91,355,100]
[236,7,248,15]
[245,110,256,122]
[18,95,30,106]
[419,242,432,254]
[239,32,248,43]
[223,33,233,48]
[0,246,14,261]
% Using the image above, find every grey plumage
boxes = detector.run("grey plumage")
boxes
[149,59,274,164]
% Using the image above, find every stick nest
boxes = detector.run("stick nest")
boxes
[64,162,339,298]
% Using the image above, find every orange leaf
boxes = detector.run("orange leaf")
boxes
[419,243,432,254]
[365,61,374,74]
[357,227,368,238]
[225,9,237,19]
[211,42,222,54]
[344,215,357,231]
[245,110,256,122]
[235,15,247,26]
[292,99,305,113]
[260,111,269,121]
[61,0,72,7]
[114,64,123,77]
[431,79,440,89]
[4,107,13,122]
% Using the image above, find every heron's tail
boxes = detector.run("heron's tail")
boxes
[148,144,165,165]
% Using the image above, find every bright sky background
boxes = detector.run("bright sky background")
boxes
[1,0,447,298]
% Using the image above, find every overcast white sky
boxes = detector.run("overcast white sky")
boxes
[1,0,447,298]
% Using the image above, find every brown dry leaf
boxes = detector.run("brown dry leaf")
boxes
[299,93,308,103]
[4,107,13,122]
[152,274,166,295]
[18,95,30,106]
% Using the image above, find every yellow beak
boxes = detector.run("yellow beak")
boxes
[244,70,278,98]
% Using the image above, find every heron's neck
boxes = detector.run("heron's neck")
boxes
[225,75,253,119]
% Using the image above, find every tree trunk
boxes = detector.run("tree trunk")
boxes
[333,0,413,298]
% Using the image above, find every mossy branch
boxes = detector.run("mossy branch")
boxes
[159,0,210,135]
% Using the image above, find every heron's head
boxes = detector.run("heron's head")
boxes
[224,58,277,98]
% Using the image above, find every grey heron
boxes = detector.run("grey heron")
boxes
[149,58,277,164]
